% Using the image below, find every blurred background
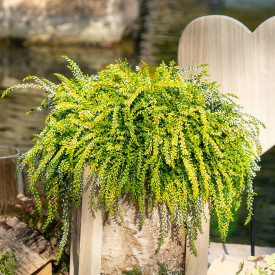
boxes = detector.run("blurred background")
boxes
[0,0,274,249]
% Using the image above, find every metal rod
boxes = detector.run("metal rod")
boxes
[251,182,255,256]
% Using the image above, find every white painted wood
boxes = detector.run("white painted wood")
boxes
[178,15,275,275]
[69,204,81,275]
[70,168,103,275]
[78,168,103,275]
[185,202,210,275]
[178,15,275,154]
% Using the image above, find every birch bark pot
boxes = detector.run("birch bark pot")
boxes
[70,167,186,275]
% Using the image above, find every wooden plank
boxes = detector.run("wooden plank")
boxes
[70,167,103,275]
[178,15,275,154]
[33,262,52,275]
[0,217,55,275]
[69,204,81,275]
[254,17,275,152]
[78,173,103,275]
[178,15,275,275]
[184,202,210,275]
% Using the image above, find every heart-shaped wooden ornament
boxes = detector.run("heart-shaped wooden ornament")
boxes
[178,15,275,154]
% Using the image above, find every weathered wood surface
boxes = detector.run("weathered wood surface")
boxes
[178,15,275,154]
[78,169,103,275]
[0,216,55,275]
[33,262,52,275]
[69,204,81,275]
[178,15,275,275]
[70,167,185,275]
[70,168,103,275]
[184,202,210,275]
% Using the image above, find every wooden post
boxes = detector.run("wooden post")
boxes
[178,15,275,275]
[70,167,103,275]
[69,204,81,275]
[184,202,210,275]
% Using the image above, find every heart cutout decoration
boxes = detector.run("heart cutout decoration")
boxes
[178,15,275,154]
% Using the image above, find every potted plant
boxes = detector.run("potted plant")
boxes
[2,57,264,274]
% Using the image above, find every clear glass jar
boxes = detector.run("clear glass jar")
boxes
[0,146,23,214]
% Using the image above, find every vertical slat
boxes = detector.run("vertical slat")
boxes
[70,204,81,275]
[178,15,275,275]
[70,167,103,275]
[184,202,210,275]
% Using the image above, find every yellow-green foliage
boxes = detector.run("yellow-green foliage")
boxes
[0,251,19,275]
[2,57,264,260]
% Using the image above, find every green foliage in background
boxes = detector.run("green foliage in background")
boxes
[0,251,20,275]
[2,57,264,260]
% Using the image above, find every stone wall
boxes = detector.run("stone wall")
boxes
[0,0,140,45]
